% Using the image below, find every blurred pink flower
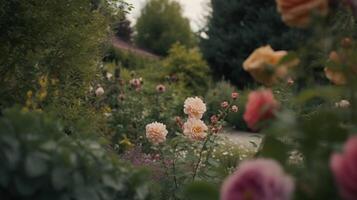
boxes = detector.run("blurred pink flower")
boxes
[184,97,207,119]
[330,137,357,200]
[156,84,166,93]
[221,159,294,200]
[95,87,104,97]
[243,89,279,130]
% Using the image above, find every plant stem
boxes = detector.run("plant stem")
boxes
[192,134,211,181]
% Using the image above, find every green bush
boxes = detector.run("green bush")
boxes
[163,43,211,96]
[0,108,156,200]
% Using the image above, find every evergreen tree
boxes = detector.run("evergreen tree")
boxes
[114,15,133,42]
[135,0,195,55]
[200,0,306,88]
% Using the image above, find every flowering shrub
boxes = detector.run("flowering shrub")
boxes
[142,95,240,199]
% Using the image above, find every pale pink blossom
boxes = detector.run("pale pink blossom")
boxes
[221,159,294,200]
[146,122,168,145]
[156,84,166,93]
[184,97,207,119]
[95,87,105,97]
[183,118,208,141]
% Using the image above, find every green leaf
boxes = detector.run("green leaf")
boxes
[184,181,219,200]
[25,153,48,177]
[258,136,289,164]
[52,168,69,190]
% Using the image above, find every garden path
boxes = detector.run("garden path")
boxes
[222,128,263,151]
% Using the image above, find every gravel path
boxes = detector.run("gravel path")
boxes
[221,128,263,151]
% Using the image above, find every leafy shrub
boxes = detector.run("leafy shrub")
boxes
[163,43,211,96]
[135,0,195,55]
[0,108,156,200]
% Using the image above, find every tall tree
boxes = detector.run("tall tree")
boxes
[113,15,133,42]
[135,0,195,55]
[200,0,306,88]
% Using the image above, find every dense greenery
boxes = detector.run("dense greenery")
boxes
[135,0,195,55]
[0,108,156,200]
[200,0,306,88]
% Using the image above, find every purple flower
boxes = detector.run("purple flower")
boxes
[221,159,294,200]
[330,137,357,200]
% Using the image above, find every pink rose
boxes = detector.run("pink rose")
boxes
[243,89,279,130]
[221,159,294,200]
[330,137,357,200]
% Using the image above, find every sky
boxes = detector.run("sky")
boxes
[127,0,210,31]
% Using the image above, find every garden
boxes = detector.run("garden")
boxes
[1,0,357,199]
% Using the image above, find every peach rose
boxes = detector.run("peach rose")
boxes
[243,46,295,86]
[184,97,207,119]
[243,89,280,130]
[146,122,168,145]
[325,51,347,85]
[276,0,329,27]
[183,118,208,141]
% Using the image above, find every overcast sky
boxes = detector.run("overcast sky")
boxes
[127,0,210,31]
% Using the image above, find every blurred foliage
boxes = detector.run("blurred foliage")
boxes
[0,107,157,200]
[113,15,133,43]
[200,0,307,89]
[135,0,195,55]
[163,43,211,96]
[0,0,125,135]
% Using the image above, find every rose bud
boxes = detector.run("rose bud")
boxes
[232,92,239,100]
[221,101,229,109]
[231,105,239,113]
[210,115,219,124]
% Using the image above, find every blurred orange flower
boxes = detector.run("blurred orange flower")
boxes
[276,0,329,27]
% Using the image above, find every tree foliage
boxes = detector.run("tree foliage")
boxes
[200,0,306,89]
[113,15,133,42]
[135,0,195,55]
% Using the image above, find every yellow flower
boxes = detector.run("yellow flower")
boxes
[243,45,296,86]
[119,136,134,149]
[38,75,48,88]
